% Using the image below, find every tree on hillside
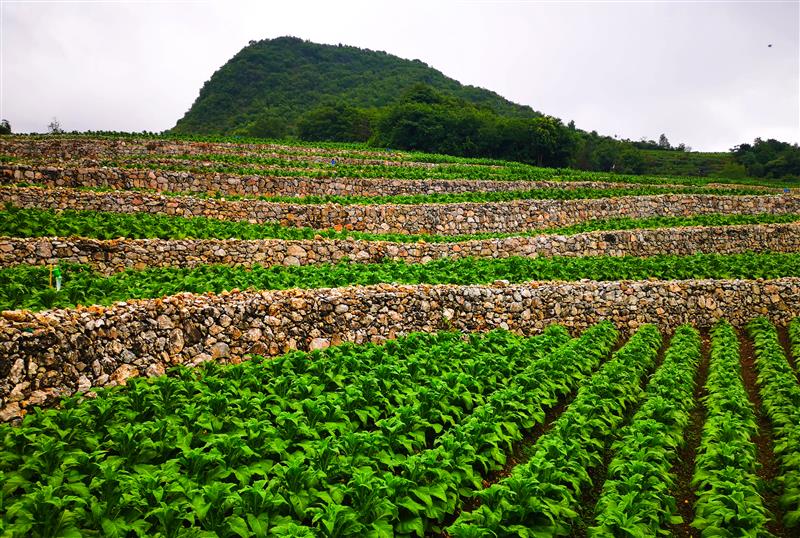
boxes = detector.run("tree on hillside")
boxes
[0,120,10,135]
[658,133,671,149]
[297,102,373,142]
[47,118,63,134]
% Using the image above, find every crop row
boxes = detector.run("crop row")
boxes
[692,321,769,535]
[590,325,702,536]
[448,324,662,535]
[4,205,800,244]
[90,148,787,188]
[0,323,617,536]
[7,176,771,205]
[746,318,800,529]
[4,251,800,312]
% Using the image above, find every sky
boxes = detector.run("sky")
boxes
[1,0,798,152]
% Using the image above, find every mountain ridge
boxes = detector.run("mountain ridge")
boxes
[171,36,540,135]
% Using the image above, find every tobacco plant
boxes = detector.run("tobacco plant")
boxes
[746,318,800,528]
[691,321,770,536]
[448,324,662,536]
[590,325,701,536]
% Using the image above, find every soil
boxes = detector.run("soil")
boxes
[437,338,625,536]
[776,324,800,382]
[570,337,669,537]
[668,332,710,538]
[738,330,786,536]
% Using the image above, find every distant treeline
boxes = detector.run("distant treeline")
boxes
[239,84,797,180]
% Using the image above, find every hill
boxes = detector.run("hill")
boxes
[172,36,539,136]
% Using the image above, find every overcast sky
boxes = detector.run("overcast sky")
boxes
[1,0,798,151]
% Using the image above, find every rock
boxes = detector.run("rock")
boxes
[335,304,349,314]
[309,337,331,351]
[145,363,165,377]
[156,315,174,330]
[109,364,139,386]
[287,244,307,257]
[0,403,22,422]
[168,329,185,354]
[77,375,92,392]
[210,342,230,359]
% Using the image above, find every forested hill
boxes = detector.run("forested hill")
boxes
[172,36,539,135]
[170,36,799,181]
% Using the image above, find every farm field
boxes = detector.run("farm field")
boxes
[1,135,800,536]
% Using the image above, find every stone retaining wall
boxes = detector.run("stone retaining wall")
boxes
[1,277,798,420]
[0,137,456,168]
[2,223,798,273]
[1,164,671,197]
[3,185,800,235]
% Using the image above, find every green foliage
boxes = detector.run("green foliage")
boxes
[448,325,662,535]
[165,37,793,179]
[171,37,537,136]
[691,322,770,536]
[0,326,580,535]
[590,325,701,536]
[746,318,800,528]
[297,102,374,142]
[6,252,800,312]
[0,119,11,135]
[6,206,799,245]
[103,145,797,188]
[734,139,800,180]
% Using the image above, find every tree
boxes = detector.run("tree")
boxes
[0,119,10,135]
[297,102,373,142]
[658,133,671,149]
[236,108,288,139]
[47,118,63,134]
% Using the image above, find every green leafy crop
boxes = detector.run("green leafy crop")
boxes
[590,325,701,536]
[691,322,771,536]
[4,251,800,312]
[746,318,800,529]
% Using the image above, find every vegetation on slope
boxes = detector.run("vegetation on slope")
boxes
[4,206,800,244]
[5,251,800,312]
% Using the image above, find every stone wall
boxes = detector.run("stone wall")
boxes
[1,164,690,198]
[3,185,800,235]
[2,223,799,273]
[0,137,465,168]
[1,277,798,420]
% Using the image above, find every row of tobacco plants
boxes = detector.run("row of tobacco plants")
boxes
[0,326,613,536]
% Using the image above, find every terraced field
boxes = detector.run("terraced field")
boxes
[1,135,800,536]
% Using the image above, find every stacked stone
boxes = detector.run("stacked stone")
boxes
[1,222,799,273]
[1,278,798,421]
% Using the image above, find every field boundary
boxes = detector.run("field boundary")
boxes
[2,277,799,421]
[3,186,800,234]
[3,222,800,273]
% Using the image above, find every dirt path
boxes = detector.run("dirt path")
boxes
[668,332,711,537]
[738,331,786,536]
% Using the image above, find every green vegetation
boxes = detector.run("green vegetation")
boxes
[5,206,800,244]
[734,139,800,181]
[448,325,661,535]
[5,249,800,314]
[637,149,734,178]
[0,324,618,536]
[166,37,799,179]
[171,36,538,138]
[106,150,797,189]
[590,325,702,536]
[746,318,800,528]
[691,322,769,535]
